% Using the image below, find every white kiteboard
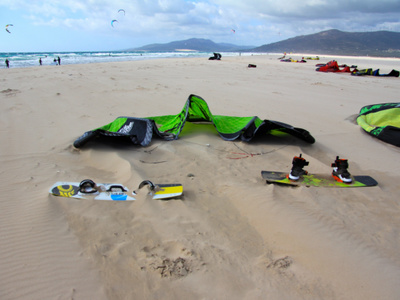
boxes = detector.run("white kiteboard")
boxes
[49,179,183,201]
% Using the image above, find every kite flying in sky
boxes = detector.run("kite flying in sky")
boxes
[111,9,125,27]
[111,20,118,27]
[5,24,13,33]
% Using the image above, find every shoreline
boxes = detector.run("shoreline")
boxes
[2,51,400,70]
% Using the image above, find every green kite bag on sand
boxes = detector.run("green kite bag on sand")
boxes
[74,94,315,148]
[357,102,400,147]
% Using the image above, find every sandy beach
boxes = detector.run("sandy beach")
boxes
[1,54,400,299]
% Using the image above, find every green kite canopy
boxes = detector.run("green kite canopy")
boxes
[74,94,315,148]
[357,102,400,147]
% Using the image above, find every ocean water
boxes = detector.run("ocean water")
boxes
[0,51,260,69]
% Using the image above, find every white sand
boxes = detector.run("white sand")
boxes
[1,54,400,299]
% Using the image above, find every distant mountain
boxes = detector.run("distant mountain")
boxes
[129,38,255,52]
[250,29,400,57]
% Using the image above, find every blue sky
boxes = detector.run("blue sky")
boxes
[1,0,400,52]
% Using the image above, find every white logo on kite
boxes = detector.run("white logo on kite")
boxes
[119,122,134,134]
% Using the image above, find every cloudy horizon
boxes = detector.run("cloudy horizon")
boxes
[1,0,399,52]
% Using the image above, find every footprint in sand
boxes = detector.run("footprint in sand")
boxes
[140,243,203,279]
[1,88,21,97]
[267,256,293,270]
[153,257,191,278]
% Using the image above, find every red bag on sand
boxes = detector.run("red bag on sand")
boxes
[316,60,352,73]
[338,66,351,72]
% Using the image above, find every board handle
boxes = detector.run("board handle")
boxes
[138,180,156,191]
[106,185,128,192]
[79,179,98,193]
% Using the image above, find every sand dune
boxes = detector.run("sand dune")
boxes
[1,54,400,299]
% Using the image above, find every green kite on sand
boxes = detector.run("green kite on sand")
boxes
[73,94,315,148]
[357,102,400,147]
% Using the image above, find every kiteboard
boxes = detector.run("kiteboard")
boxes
[49,179,183,200]
[261,171,378,188]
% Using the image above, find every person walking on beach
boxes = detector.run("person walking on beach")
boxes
[5,59,9,68]
[39,58,42,66]
[57,56,61,65]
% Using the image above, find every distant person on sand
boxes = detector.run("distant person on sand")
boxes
[57,56,61,65]
[39,58,42,66]
[5,59,9,68]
